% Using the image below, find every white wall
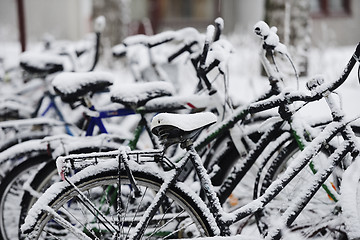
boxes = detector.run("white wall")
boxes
[0,0,18,41]
[0,0,91,44]
[25,0,92,42]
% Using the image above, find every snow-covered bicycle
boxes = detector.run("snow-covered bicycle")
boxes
[0,20,237,240]
[21,29,360,239]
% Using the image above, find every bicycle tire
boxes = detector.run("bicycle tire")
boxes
[340,156,360,239]
[0,154,51,240]
[13,146,120,239]
[22,160,217,239]
[19,160,58,236]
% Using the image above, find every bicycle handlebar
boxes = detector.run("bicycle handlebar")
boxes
[113,27,203,62]
[121,27,202,48]
[254,21,289,56]
[248,42,360,113]
[167,41,198,63]
[196,19,233,94]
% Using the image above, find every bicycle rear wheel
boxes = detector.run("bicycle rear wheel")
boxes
[0,154,51,240]
[22,160,217,239]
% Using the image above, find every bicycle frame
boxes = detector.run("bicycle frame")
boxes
[189,116,355,235]
[192,42,360,203]
[128,57,360,238]
[47,41,360,237]
[84,106,160,150]
[21,21,360,237]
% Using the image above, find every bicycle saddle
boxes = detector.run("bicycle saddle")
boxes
[52,72,114,103]
[20,52,64,75]
[110,81,175,108]
[151,112,217,148]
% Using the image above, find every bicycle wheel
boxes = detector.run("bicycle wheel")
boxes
[19,160,58,235]
[255,140,347,239]
[22,160,217,239]
[19,146,124,238]
[0,154,51,240]
[340,156,360,239]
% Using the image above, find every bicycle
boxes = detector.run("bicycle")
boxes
[0,16,218,180]
[0,15,109,157]
[0,15,106,121]
[0,21,235,240]
[15,22,268,240]
[11,20,320,238]
[21,24,360,239]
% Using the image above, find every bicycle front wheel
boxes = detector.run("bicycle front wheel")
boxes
[255,140,346,239]
[341,156,360,239]
[22,161,217,239]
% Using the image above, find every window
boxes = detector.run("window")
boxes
[310,0,351,17]
[150,0,220,32]
[160,0,216,21]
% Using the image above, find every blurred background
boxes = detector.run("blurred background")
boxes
[1,0,359,78]
[1,0,359,46]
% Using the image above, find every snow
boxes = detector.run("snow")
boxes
[206,25,216,43]
[110,80,175,106]
[19,51,64,70]
[143,94,212,111]
[341,156,360,238]
[253,21,271,38]
[52,71,114,96]
[0,117,63,128]
[215,17,225,32]
[122,27,202,47]
[93,16,106,33]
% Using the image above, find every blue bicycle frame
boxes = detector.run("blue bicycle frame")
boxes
[85,106,136,136]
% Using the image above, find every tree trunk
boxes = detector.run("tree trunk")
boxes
[265,0,310,76]
[92,0,131,46]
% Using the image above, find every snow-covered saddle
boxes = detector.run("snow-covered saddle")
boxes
[52,72,114,102]
[20,52,64,75]
[110,81,175,108]
[151,112,217,148]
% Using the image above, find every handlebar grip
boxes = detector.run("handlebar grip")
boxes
[214,17,224,41]
[94,16,106,33]
[197,25,216,92]
[254,21,270,39]
[354,42,360,60]
[199,25,215,67]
